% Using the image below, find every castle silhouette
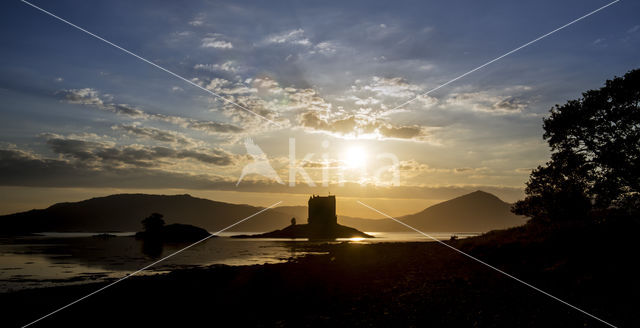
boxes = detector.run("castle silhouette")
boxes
[233,194,372,240]
[307,195,337,226]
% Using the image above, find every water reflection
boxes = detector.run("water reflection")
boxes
[141,239,163,259]
[0,231,477,292]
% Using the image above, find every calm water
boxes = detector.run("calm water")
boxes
[0,231,477,292]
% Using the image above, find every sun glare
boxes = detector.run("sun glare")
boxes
[343,146,367,169]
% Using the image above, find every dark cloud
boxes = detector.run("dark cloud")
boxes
[492,97,527,112]
[187,121,244,134]
[110,104,146,117]
[299,112,356,134]
[445,90,530,114]
[46,138,102,162]
[44,136,235,167]
[0,148,227,189]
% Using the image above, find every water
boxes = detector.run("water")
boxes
[0,231,478,292]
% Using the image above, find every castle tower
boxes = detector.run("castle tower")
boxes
[307,195,337,226]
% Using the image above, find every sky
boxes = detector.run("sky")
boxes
[0,0,639,217]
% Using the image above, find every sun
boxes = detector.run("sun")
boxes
[343,146,368,169]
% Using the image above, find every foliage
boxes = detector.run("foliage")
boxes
[141,213,165,232]
[514,69,640,222]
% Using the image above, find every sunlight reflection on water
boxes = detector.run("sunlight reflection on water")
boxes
[0,231,477,292]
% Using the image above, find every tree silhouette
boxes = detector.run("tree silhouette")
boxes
[142,213,165,232]
[514,69,640,222]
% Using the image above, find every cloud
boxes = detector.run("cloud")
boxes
[299,111,429,141]
[342,77,437,117]
[492,97,527,112]
[194,61,241,73]
[43,134,236,167]
[202,78,256,95]
[201,34,233,49]
[396,160,490,178]
[189,14,205,26]
[0,148,232,189]
[196,76,295,127]
[419,64,435,71]
[444,90,530,114]
[56,88,104,106]
[397,159,431,172]
[187,121,245,134]
[58,88,244,134]
[591,38,607,47]
[112,124,198,146]
[263,28,310,46]
[300,112,356,135]
[0,147,524,202]
[196,75,433,141]
[311,41,338,56]
[360,76,421,98]
[378,125,424,139]
[109,104,147,117]
[514,167,533,174]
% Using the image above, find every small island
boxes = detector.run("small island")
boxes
[234,195,373,240]
[135,213,212,242]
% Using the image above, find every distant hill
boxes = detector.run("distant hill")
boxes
[0,191,525,234]
[335,191,526,232]
[0,194,294,234]
[398,190,526,232]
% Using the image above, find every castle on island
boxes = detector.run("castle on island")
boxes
[307,195,337,226]
[234,194,372,240]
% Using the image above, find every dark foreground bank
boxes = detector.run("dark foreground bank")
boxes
[3,219,638,327]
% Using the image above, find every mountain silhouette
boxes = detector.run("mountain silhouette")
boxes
[398,190,526,232]
[0,191,525,234]
[0,194,293,234]
[274,191,525,232]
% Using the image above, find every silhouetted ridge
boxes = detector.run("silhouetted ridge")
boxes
[0,191,525,235]
[333,190,526,232]
[397,190,524,232]
[0,193,293,234]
